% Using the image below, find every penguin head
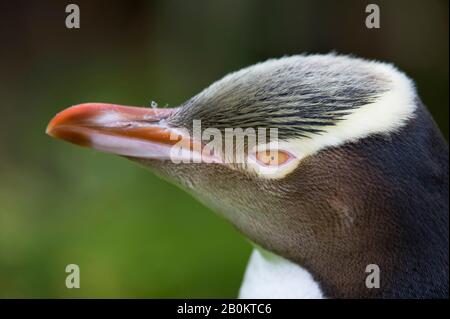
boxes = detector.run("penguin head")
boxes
[46,54,418,264]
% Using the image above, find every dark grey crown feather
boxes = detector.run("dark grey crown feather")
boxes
[169,54,393,140]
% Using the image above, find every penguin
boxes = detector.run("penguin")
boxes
[46,54,449,298]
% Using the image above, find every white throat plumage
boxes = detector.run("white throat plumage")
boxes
[238,248,324,299]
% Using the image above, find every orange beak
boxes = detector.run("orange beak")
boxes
[46,103,207,161]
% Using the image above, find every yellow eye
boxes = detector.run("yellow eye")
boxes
[255,150,291,166]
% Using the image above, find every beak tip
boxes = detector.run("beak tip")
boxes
[45,104,90,139]
[45,115,59,138]
[45,124,52,136]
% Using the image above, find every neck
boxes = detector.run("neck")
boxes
[239,248,324,299]
[281,103,448,298]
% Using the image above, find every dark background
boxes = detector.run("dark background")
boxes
[0,0,448,297]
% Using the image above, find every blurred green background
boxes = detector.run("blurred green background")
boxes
[0,0,448,298]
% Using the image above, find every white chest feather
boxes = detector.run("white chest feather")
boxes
[238,249,324,299]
